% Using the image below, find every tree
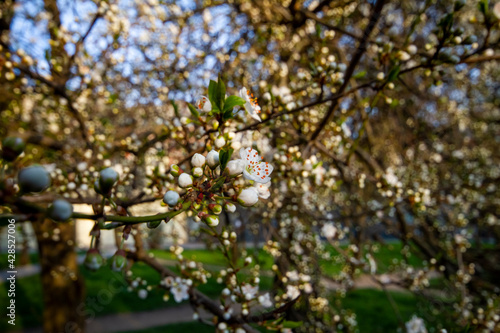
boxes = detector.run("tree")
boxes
[1,0,499,332]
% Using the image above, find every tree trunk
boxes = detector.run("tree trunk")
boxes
[19,223,31,266]
[32,218,86,333]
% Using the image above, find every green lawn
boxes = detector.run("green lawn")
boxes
[320,241,424,276]
[0,242,440,332]
[0,252,39,270]
[0,259,273,331]
[149,247,274,270]
[341,288,458,333]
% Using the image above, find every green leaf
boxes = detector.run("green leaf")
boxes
[215,77,226,112]
[222,109,234,121]
[353,70,367,79]
[170,100,180,118]
[223,95,245,113]
[478,0,488,15]
[387,65,400,82]
[282,321,303,329]
[208,80,219,112]
[217,76,226,101]
[210,176,226,191]
[438,13,453,35]
[187,103,199,117]
[219,148,234,171]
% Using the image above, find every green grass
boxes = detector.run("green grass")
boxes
[0,242,437,332]
[0,273,43,330]
[340,288,455,333]
[149,248,274,270]
[320,241,425,276]
[0,252,39,270]
[0,258,273,331]
[342,289,419,332]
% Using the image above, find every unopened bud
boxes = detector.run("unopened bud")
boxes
[170,164,181,177]
[205,215,219,227]
[192,167,203,178]
[208,203,222,215]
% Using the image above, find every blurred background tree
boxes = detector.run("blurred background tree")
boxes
[1,0,499,332]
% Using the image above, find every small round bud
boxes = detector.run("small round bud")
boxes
[206,150,219,169]
[214,136,226,148]
[47,199,73,222]
[407,44,417,55]
[163,190,180,207]
[178,173,193,187]
[99,167,119,194]
[84,249,104,271]
[2,136,25,161]
[110,249,127,272]
[18,166,51,193]
[170,164,181,177]
[225,202,236,213]
[205,215,219,227]
[191,153,206,167]
[209,204,222,215]
[192,167,203,178]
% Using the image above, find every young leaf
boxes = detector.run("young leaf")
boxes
[187,103,199,117]
[208,80,219,112]
[170,100,180,118]
[387,65,400,82]
[281,321,303,329]
[222,109,235,121]
[353,70,367,79]
[210,176,226,191]
[478,0,488,15]
[223,95,245,113]
[219,148,234,171]
[216,77,226,111]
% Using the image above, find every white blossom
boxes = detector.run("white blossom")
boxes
[240,284,258,300]
[239,87,261,122]
[138,289,148,299]
[405,315,427,333]
[258,293,273,307]
[286,285,300,300]
[237,187,259,206]
[240,147,273,183]
[254,182,271,199]
[171,278,190,303]
[226,159,245,176]
[321,223,337,239]
[196,96,211,112]
[494,3,500,20]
